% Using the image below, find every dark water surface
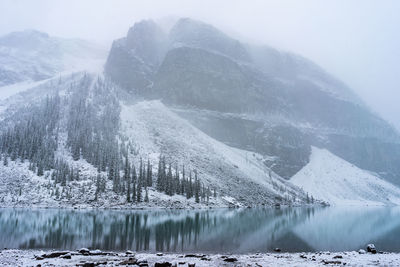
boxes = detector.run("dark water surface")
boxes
[0,206,399,253]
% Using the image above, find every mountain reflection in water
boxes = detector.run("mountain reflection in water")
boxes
[0,206,399,253]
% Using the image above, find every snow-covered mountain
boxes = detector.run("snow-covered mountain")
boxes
[120,100,305,205]
[105,18,400,187]
[0,19,400,207]
[0,71,310,208]
[291,147,400,205]
[0,29,106,87]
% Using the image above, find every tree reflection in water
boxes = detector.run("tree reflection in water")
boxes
[0,206,399,253]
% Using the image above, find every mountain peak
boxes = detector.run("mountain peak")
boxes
[19,29,49,38]
[126,19,166,48]
[169,18,251,62]
[0,29,50,48]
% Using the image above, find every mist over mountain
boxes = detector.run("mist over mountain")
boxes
[2,1,400,264]
[0,29,106,86]
[0,18,399,208]
[105,18,400,185]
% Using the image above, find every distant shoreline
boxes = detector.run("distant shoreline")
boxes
[0,202,323,210]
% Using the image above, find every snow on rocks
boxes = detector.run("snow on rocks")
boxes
[1,249,400,267]
[367,244,377,254]
[291,146,400,206]
[78,248,90,254]
[40,251,70,258]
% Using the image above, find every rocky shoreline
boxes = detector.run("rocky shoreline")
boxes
[0,248,399,266]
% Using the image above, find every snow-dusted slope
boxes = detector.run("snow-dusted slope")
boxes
[0,71,86,120]
[291,147,400,205]
[0,30,107,87]
[0,73,309,208]
[120,100,307,205]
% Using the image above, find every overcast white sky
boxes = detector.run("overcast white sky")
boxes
[1,0,399,130]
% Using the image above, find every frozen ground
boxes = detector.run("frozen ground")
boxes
[0,249,399,266]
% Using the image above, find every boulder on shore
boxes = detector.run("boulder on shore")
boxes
[358,249,366,254]
[367,244,377,254]
[78,248,90,254]
[41,251,69,258]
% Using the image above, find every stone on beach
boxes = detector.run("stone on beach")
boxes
[367,244,377,254]
[78,248,90,254]
[358,249,366,254]
[41,251,69,258]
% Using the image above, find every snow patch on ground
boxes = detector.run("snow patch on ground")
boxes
[291,147,400,206]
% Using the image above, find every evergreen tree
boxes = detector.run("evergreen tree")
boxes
[194,171,200,203]
[132,165,137,202]
[95,173,101,201]
[146,159,152,187]
[156,156,162,191]
[167,164,173,196]
[188,171,193,199]
[132,179,137,203]
[174,164,179,195]
[145,187,149,202]
[139,158,143,187]
[37,161,44,176]
[137,164,142,202]
[124,157,131,202]
[181,164,186,195]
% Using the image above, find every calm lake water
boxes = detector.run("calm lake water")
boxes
[0,206,400,253]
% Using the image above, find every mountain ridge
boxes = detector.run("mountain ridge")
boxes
[105,18,400,185]
[0,19,399,207]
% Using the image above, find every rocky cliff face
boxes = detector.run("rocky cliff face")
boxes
[105,20,168,93]
[104,18,400,184]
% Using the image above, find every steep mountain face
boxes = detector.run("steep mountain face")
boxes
[104,20,168,93]
[0,30,106,87]
[104,18,400,185]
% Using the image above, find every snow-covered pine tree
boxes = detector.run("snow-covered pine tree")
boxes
[145,187,149,202]
[124,157,131,202]
[132,164,137,202]
[181,164,186,195]
[147,159,152,187]
[194,171,200,203]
